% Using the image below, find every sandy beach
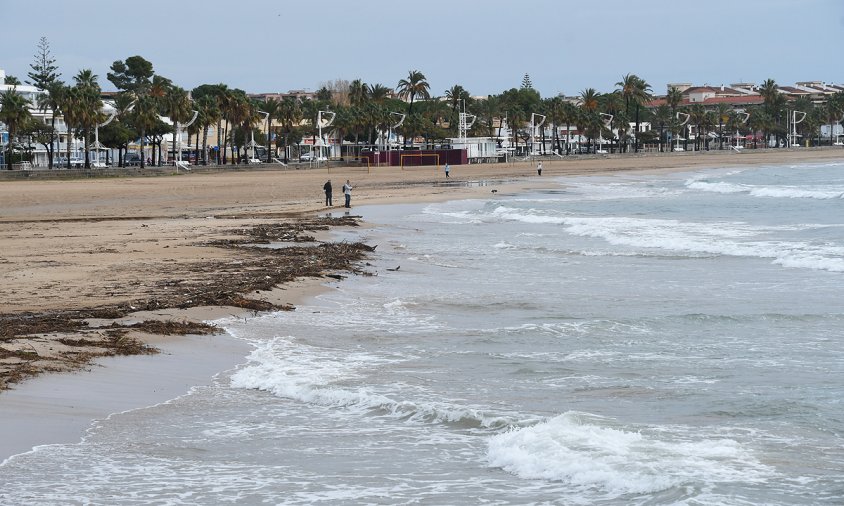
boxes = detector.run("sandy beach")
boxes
[1,148,843,461]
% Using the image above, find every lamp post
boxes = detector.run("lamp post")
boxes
[789,110,806,147]
[94,109,116,167]
[598,113,613,153]
[250,110,270,163]
[735,110,750,150]
[386,112,405,166]
[175,110,199,167]
[674,112,690,152]
[529,113,546,157]
[308,110,336,166]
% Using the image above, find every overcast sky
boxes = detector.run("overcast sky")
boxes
[2,0,842,98]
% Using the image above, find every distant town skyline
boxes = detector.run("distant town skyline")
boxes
[2,0,843,97]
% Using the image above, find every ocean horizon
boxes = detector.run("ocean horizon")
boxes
[2,159,844,504]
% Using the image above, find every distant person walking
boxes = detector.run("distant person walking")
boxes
[323,179,333,206]
[342,179,352,208]
[444,163,450,178]
[537,161,543,176]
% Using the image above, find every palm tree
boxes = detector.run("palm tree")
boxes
[758,78,787,146]
[714,103,731,150]
[0,88,33,168]
[444,84,471,135]
[825,92,844,146]
[579,88,601,153]
[368,83,391,103]
[396,70,430,145]
[56,84,78,168]
[71,69,104,168]
[261,98,281,162]
[665,87,685,151]
[651,105,672,152]
[758,79,779,106]
[109,93,137,166]
[687,104,708,151]
[277,96,302,161]
[397,70,430,113]
[131,95,160,166]
[225,93,251,164]
[579,88,600,112]
[148,75,172,165]
[558,101,578,155]
[506,106,527,155]
[746,106,771,149]
[615,74,652,152]
[192,95,219,165]
[599,91,626,152]
[545,97,565,154]
[164,86,193,164]
[33,81,65,169]
[348,79,368,108]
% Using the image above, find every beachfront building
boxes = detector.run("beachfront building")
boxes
[644,80,844,150]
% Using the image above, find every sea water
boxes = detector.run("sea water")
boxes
[2,160,844,505]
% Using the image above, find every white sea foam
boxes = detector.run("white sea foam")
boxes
[556,215,844,272]
[687,179,844,199]
[487,412,772,494]
[230,337,532,429]
[566,182,684,200]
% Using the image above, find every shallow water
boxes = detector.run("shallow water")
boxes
[2,160,844,505]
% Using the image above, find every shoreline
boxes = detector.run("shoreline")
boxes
[1,148,843,462]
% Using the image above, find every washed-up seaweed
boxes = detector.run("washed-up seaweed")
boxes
[0,216,373,390]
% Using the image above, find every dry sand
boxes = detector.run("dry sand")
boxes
[1,148,842,461]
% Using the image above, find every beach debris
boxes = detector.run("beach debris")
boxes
[0,215,377,391]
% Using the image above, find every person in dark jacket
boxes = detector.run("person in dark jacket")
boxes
[323,179,333,206]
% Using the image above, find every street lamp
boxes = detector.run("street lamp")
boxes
[93,109,116,167]
[674,112,690,152]
[598,113,613,153]
[315,110,336,166]
[387,111,405,156]
[250,110,270,163]
[176,110,199,167]
[529,113,546,156]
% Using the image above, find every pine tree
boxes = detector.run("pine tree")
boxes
[27,36,60,90]
[26,36,62,168]
[521,73,533,90]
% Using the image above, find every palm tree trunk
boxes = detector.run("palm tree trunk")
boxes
[565,122,571,155]
[84,131,90,169]
[49,116,57,169]
[634,103,640,153]
[230,126,236,165]
[216,119,223,165]
[67,130,72,169]
[140,129,146,168]
[200,126,206,164]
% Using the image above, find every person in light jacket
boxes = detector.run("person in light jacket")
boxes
[342,180,352,208]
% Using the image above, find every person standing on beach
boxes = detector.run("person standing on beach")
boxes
[323,179,333,206]
[342,180,352,208]
[444,163,450,178]
[537,161,543,176]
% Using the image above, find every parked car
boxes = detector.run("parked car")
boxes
[299,152,327,162]
[55,157,85,168]
[123,154,143,167]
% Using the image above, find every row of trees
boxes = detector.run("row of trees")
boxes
[3,38,844,169]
